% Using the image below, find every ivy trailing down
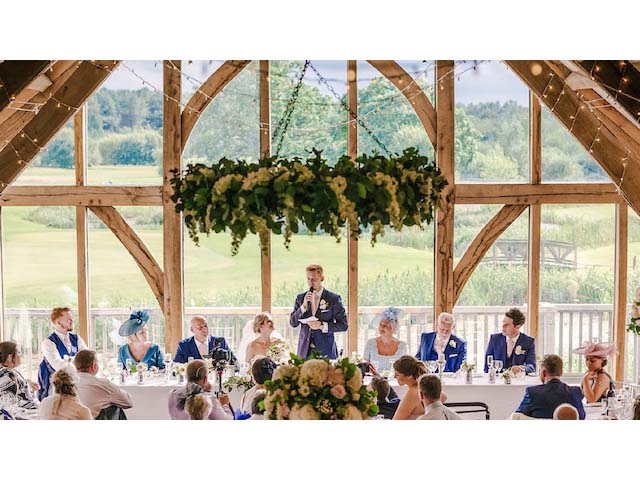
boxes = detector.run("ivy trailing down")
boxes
[170,148,447,255]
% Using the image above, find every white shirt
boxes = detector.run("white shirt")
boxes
[299,287,329,333]
[434,335,451,355]
[417,401,462,420]
[194,336,210,358]
[505,333,520,357]
[42,330,87,371]
[76,372,133,418]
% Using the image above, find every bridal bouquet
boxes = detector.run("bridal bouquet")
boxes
[263,354,379,420]
[266,342,291,364]
[223,374,255,393]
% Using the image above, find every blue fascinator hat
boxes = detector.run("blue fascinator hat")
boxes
[119,310,150,337]
[370,306,403,329]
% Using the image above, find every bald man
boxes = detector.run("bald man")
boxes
[553,403,579,420]
[173,316,236,364]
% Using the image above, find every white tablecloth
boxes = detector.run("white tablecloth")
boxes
[119,376,244,420]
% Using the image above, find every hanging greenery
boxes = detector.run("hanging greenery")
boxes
[170,147,447,255]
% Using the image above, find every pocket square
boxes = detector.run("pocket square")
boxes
[449,354,458,357]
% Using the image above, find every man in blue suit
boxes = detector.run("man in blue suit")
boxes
[415,312,466,372]
[515,354,585,419]
[290,264,348,359]
[174,315,236,364]
[484,308,536,374]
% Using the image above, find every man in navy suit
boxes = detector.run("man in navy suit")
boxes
[484,308,536,374]
[415,312,467,372]
[515,354,585,419]
[174,315,236,364]
[290,264,348,359]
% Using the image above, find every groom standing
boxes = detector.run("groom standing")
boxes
[290,264,348,359]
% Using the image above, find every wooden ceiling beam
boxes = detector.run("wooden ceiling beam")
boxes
[0,185,162,206]
[505,61,640,215]
[0,60,118,193]
[456,183,620,204]
[0,60,52,112]
[181,60,251,150]
[367,60,437,147]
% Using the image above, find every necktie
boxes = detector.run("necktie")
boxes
[507,337,515,357]
[312,293,318,315]
[63,334,71,353]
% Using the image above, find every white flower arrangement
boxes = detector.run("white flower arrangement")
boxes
[449,339,457,348]
[628,286,640,335]
[459,361,475,373]
[266,341,291,364]
[514,345,525,356]
[319,299,329,311]
[263,355,379,420]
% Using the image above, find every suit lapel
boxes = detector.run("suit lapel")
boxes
[315,289,329,317]
[427,333,436,356]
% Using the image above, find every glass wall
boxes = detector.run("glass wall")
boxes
[539,204,615,375]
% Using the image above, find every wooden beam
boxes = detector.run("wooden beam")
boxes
[259,60,271,313]
[74,106,90,344]
[89,206,165,312]
[453,205,527,303]
[180,60,251,151]
[614,202,628,381]
[0,61,80,146]
[434,61,455,321]
[528,92,542,341]
[0,60,52,112]
[0,186,162,206]
[347,60,359,356]
[367,60,437,147]
[505,61,640,216]
[0,61,117,193]
[163,61,184,355]
[456,183,619,204]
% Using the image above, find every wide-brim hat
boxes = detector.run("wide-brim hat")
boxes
[572,341,617,358]
[118,310,150,337]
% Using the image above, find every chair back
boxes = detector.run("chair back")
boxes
[444,402,490,420]
[95,405,128,420]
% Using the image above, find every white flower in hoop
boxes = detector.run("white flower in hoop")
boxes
[514,345,525,356]
[449,339,456,348]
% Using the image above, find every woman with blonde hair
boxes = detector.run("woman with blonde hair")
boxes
[244,312,283,364]
[185,393,213,420]
[38,368,92,420]
[363,307,409,372]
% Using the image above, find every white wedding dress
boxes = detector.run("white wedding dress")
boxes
[237,320,285,365]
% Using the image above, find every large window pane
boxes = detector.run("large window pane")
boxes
[456,61,529,183]
[13,119,75,186]
[454,205,530,368]
[87,61,163,186]
[539,204,615,375]
[541,105,609,182]
[2,206,77,379]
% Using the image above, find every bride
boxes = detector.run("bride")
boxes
[238,312,284,365]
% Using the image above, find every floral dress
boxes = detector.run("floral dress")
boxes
[0,366,38,409]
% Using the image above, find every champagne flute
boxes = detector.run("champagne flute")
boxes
[494,360,503,374]
[487,355,494,370]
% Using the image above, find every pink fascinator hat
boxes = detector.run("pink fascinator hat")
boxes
[572,341,617,358]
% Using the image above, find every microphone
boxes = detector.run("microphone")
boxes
[307,286,314,313]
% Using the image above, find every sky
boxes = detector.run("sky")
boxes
[101,59,530,106]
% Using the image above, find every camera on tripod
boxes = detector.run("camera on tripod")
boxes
[207,338,232,370]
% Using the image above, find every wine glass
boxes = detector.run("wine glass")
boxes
[494,360,503,374]
[487,355,494,370]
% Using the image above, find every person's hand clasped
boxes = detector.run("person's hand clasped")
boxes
[28,380,39,392]
[308,320,322,330]
[218,393,230,406]
[511,365,522,375]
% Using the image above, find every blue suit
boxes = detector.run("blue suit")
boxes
[484,332,536,373]
[38,332,79,401]
[415,332,466,372]
[516,378,586,419]
[290,289,348,359]
[173,336,236,364]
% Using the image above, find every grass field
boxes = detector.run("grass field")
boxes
[1,166,627,308]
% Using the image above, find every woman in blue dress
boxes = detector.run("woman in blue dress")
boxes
[118,310,165,370]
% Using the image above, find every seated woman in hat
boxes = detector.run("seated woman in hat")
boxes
[117,310,165,370]
[363,307,409,372]
[573,341,616,403]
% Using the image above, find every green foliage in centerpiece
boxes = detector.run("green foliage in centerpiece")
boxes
[263,354,379,420]
[170,148,446,255]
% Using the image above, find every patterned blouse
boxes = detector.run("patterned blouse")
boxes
[0,366,38,409]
